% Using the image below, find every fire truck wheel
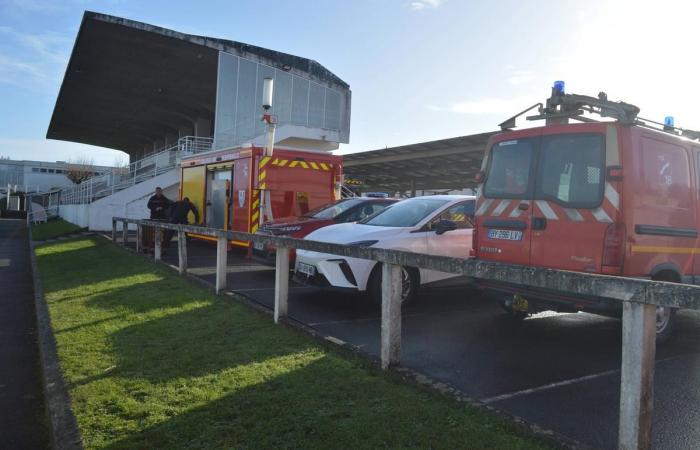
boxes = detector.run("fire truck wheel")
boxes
[368,264,419,307]
[655,306,676,343]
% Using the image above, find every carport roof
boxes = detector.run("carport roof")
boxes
[342,131,497,193]
[47,11,348,158]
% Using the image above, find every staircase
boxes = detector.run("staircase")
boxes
[60,136,212,205]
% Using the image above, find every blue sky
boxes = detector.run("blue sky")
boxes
[1,0,698,165]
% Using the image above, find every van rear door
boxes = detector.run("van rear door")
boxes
[529,132,611,272]
[477,136,538,266]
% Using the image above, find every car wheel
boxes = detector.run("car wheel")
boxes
[655,305,676,344]
[369,264,419,306]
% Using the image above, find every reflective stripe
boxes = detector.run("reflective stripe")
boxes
[535,201,558,220]
[563,208,584,222]
[475,199,493,216]
[508,200,529,218]
[592,207,613,223]
[492,200,511,216]
[604,183,620,210]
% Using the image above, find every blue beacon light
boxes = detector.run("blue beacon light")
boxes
[553,80,565,94]
[664,116,675,128]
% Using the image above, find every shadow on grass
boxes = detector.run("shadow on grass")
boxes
[36,237,168,295]
[84,277,201,314]
[105,303,312,383]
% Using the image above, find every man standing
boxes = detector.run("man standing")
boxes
[147,187,171,220]
[144,187,171,253]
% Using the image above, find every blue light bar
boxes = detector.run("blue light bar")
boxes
[553,80,565,94]
[664,116,675,128]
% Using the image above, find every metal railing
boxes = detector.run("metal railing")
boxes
[112,216,700,450]
[26,190,61,224]
[60,136,213,205]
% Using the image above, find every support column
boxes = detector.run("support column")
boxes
[136,224,143,253]
[618,301,657,450]
[381,263,402,370]
[178,229,188,275]
[274,247,290,323]
[215,234,228,293]
[111,219,117,243]
[122,222,128,246]
[194,117,212,138]
[154,228,162,261]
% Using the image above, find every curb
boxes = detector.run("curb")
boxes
[28,237,83,449]
[103,233,590,450]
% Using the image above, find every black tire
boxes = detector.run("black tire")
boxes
[368,263,419,307]
[655,305,677,344]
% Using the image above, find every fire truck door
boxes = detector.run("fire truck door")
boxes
[207,169,232,229]
[529,133,609,272]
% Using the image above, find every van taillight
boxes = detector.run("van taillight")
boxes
[602,222,625,272]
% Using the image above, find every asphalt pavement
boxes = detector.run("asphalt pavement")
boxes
[150,237,700,450]
[0,219,49,450]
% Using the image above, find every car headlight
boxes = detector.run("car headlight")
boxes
[346,240,378,247]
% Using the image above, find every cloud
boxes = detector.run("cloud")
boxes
[0,138,127,166]
[409,0,443,11]
[507,70,534,86]
[0,26,70,88]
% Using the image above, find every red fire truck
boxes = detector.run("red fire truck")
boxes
[472,82,700,340]
[179,145,343,248]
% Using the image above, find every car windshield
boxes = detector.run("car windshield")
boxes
[305,198,365,219]
[360,198,450,227]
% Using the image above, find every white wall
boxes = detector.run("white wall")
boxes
[86,168,179,231]
[59,204,90,228]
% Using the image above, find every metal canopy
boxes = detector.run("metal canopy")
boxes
[47,11,348,159]
[342,131,496,193]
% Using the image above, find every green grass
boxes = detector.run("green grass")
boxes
[36,236,551,450]
[31,218,83,241]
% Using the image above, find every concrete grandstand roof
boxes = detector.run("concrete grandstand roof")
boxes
[47,11,349,158]
[342,131,497,193]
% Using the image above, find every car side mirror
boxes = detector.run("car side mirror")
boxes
[434,219,457,235]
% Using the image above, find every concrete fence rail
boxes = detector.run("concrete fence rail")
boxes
[112,217,700,450]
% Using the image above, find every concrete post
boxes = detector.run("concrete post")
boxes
[111,219,117,243]
[135,224,143,253]
[178,229,187,275]
[381,263,402,370]
[215,234,228,293]
[122,222,128,246]
[274,247,290,323]
[619,301,657,450]
[154,227,162,261]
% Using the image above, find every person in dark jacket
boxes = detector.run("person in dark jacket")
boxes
[165,197,200,246]
[147,187,171,220]
[170,197,200,224]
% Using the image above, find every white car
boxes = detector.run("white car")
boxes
[294,195,475,303]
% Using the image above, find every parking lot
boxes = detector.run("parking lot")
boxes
[112,236,700,450]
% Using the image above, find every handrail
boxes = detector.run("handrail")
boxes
[112,216,699,450]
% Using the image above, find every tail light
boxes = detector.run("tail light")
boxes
[602,222,625,273]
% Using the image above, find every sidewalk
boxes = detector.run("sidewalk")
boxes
[0,219,49,449]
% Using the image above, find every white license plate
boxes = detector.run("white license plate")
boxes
[297,262,316,276]
[487,229,523,241]
[253,242,265,251]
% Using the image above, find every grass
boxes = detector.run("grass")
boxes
[31,218,83,241]
[36,236,551,450]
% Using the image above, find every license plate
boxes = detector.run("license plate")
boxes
[297,262,316,276]
[513,295,529,312]
[488,229,523,241]
[253,242,265,251]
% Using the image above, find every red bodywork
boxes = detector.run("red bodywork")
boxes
[473,122,700,314]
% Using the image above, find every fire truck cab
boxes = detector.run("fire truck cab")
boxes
[179,145,342,247]
[473,83,700,340]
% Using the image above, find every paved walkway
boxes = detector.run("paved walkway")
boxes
[0,219,49,449]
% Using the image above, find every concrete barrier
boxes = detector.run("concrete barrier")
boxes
[113,217,700,450]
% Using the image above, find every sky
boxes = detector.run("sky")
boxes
[1,0,699,165]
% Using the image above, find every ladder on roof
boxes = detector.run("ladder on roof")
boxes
[498,85,700,142]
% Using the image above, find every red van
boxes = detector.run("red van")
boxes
[473,85,700,340]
